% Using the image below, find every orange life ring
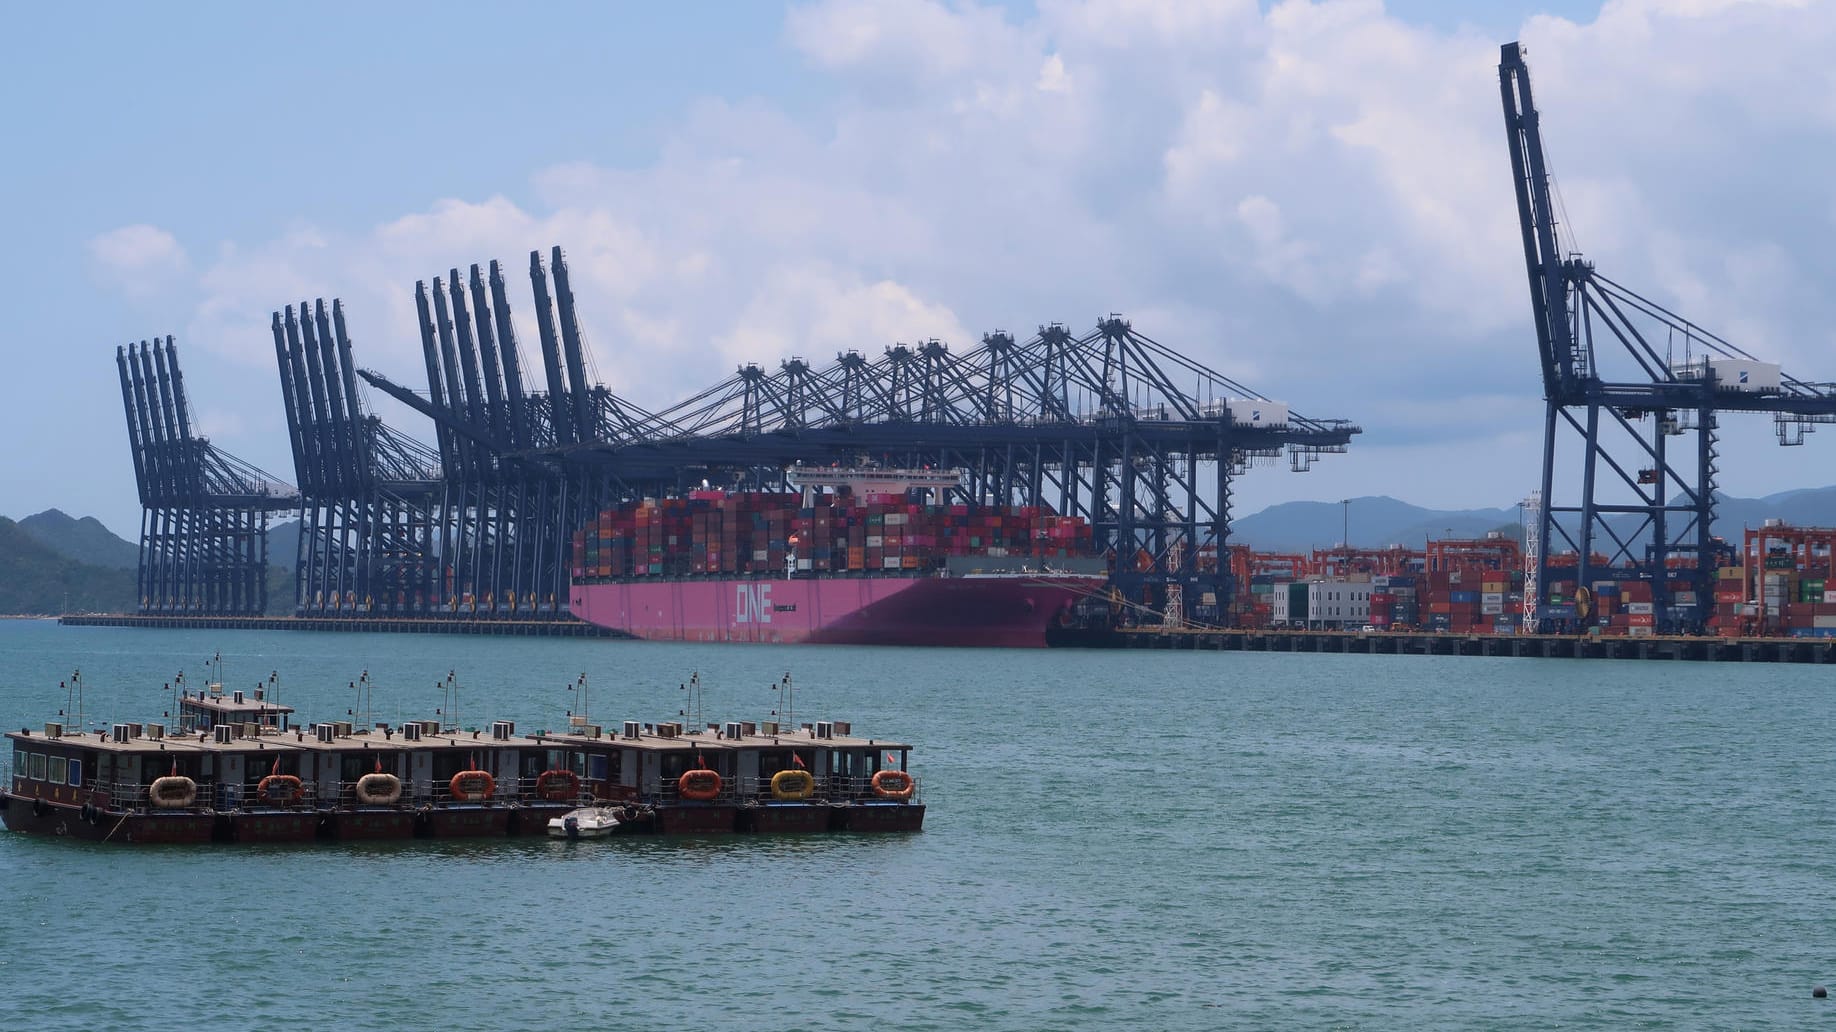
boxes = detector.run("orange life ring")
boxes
[871,769,914,801]
[677,768,721,801]
[449,770,496,802]
[536,769,580,802]
[256,774,305,805]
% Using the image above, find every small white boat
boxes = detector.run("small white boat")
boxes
[548,806,622,840]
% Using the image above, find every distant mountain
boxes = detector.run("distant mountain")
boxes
[1713,486,1836,534]
[269,519,299,568]
[1232,488,1836,554]
[1231,496,1523,553]
[0,517,135,614]
[18,509,138,570]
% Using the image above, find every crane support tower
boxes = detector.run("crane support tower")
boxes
[355,252,1362,625]
[1499,42,1836,633]
[116,337,298,614]
[117,250,1362,628]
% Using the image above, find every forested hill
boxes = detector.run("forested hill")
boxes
[0,517,136,614]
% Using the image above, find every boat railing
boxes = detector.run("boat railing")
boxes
[496,775,584,804]
[83,779,327,813]
[828,774,923,804]
[225,779,323,810]
[734,774,833,803]
[656,777,742,806]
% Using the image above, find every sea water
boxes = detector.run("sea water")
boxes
[0,619,1831,1030]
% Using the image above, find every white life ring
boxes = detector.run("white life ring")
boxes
[355,773,402,805]
[149,775,198,809]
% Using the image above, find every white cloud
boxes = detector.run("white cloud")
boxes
[89,224,189,298]
[87,0,1836,512]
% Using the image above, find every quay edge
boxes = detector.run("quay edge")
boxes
[1067,627,1836,663]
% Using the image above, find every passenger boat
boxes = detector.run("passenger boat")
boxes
[544,715,923,834]
[3,721,218,843]
[2,678,922,842]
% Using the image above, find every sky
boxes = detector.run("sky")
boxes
[4,0,1832,539]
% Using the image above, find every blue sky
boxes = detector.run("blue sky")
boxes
[7,0,1832,539]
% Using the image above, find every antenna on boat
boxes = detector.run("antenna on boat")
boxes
[206,651,223,695]
[436,670,459,732]
[769,672,793,729]
[60,669,84,733]
[679,671,704,730]
[567,672,589,729]
[268,670,280,712]
[349,671,375,730]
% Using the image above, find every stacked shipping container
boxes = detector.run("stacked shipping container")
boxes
[571,491,1095,583]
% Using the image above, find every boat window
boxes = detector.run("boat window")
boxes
[340,755,369,783]
[587,753,610,781]
[660,753,690,780]
[29,753,45,781]
[11,747,22,777]
[67,758,81,788]
[48,756,67,786]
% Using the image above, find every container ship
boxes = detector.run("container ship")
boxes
[568,468,1108,647]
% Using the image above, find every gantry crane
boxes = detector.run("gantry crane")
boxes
[1500,41,1836,632]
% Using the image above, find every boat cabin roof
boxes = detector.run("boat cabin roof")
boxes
[8,728,212,757]
[179,692,295,718]
[538,721,909,754]
[540,728,725,755]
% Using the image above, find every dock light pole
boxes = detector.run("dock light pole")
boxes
[268,671,280,712]
[1341,499,1350,548]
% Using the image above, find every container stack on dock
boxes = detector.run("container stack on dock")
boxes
[1728,522,1836,638]
[571,491,1095,583]
[1414,568,1524,634]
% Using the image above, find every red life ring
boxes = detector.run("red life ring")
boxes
[256,774,305,805]
[536,769,580,802]
[871,769,915,801]
[449,770,496,802]
[677,769,721,801]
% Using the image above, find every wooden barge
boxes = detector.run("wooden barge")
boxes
[2,688,922,844]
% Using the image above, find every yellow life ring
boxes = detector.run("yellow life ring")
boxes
[149,775,198,809]
[770,769,815,801]
[449,770,496,802]
[871,769,914,802]
[355,773,402,805]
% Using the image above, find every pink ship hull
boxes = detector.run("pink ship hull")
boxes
[570,575,1098,647]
